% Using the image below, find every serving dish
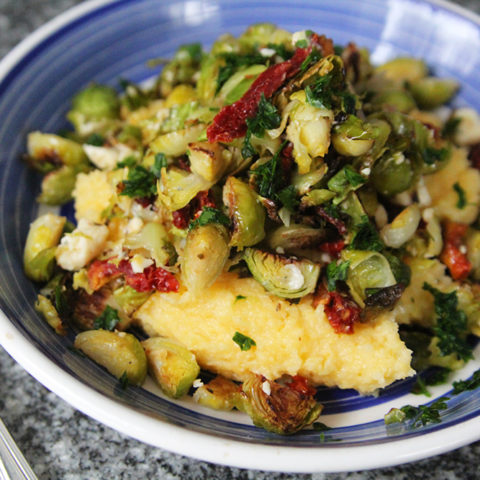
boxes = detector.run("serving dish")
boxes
[1,0,480,472]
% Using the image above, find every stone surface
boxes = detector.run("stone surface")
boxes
[1,1,480,479]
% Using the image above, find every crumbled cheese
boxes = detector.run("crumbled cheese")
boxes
[459,245,467,254]
[127,217,144,234]
[416,177,432,207]
[55,219,108,271]
[260,47,276,57]
[261,380,271,395]
[320,253,332,263]
[360,167,371,176]
[193,378,204,389]
[422,207,435,223]
[394,191,413,206]
[453,108,480,146]
[130,254,154,273]
[394,152,405,165]
[282,264,304,290]
[83,144,135,171]
[276,246,285,254]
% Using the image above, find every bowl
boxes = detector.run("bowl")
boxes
[1,0,480,473]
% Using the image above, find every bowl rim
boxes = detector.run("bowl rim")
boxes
[1,0,480,473]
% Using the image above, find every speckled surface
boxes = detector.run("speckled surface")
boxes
[1,0,480,478]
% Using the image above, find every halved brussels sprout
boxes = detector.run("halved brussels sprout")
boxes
[223,177,266,248]
[193,376,245,411]
[370,89,416,113]
[124,221,172,267]
[150,124,205,157]
[238,23,291,51]
[380,204,421,248]
[300,189,335,207]
[70,84,119,120]
[188,141,227,182]
[341,250,396,306]
[35,294,67,336]
[27,132,90,172]
[218,64,267,105]
[409,77,458,110]
[267,224,326,252]
[370,151,414,197]
[291,162,328,195]
[142,337,200,398]
[244,248,321,298]
[332,115,376,157]
[241,374,322,435]
[112,285,151,316]
[375,57,427,83]
[181,224,230,293]
[74,330,147,385]
[157,167,212,211]
[38,165,89,205]
[24,213,66,282]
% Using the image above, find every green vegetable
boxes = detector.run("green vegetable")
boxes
[93,306,120,331]
[244,248,321,299]
[384,397,449,428]
[120,165,157,198]
[327,165,366,204]
[69,83,119,121]
[193,376,245,411]
[452,368,480,394]
[453,182,467,209]
[423,283,472,362]
[267,224,326,253]
[408,77,458,110]
[142,337,200,398]
[189,207,230,231]
[232,332,256,351]
[348,215,384,251]
[331,115,376,157]
[216,52,266,93]
[326,260,350,291]
[35,294,67,336]
[370,151,414,197]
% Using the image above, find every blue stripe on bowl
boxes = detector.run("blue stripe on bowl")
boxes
[1,0,480,450]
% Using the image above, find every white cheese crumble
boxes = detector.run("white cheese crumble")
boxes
[55,219,108,271]
[193,378,204,389]
[459,245,467,254]
[127,217,144,235]
[360,167,371,176]
[83,144,135,171]
[259,47,276,57]
[282,263,305,290]
[416,177,432,207]
[422,207,435,223]
[130,254,154,273]
[261,380,271,396]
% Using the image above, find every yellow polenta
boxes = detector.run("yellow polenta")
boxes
[135,272,413,394]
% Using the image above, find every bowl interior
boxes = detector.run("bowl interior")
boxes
[1,0,480,462]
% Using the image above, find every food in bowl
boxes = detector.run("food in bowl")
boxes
[22,23,480,434]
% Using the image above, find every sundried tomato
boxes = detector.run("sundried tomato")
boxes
[172,206,191,229]
[193,190,217,219]
[468,143,480,170]
[322,291,361,334]
[206,47,310,143]
[440,221,472,280]
[319,239,345,258]
[288,375,317,397]
[87,259,121,291]
[118,259,179,293]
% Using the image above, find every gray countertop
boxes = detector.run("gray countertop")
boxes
[1,1,480,478]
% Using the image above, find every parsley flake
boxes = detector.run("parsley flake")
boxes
[119,371,129,390]
[325,260,350,291]
[423,146,449,165]
[152,153,168,178]
[452,368,480,394]
[94,306,120,331]
[189,207,230,230]
[232,332,256,351]
[442,117,461,138]
[117,155,137,168]
[85,132,105,146]
[120,165,157,198]
[235,295,247,302]
[453,182,467,209]
[423,283,472,362]
[348,216,384,251]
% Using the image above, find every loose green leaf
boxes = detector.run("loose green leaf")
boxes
[93,305,121,331]
[423,283,472,361]
[85,132,105,146]
[423,146,449,166]
[453,182,467,209]
[232,332,256,351]
[266,43,293,59]
[325,260,350,291]
[276,185,299,210]
[348,216,384,251]
[235,295,247,302]
[452,368,480,394]
[189,207,230,230]
[120,165,157,198]
[117,155,137,168]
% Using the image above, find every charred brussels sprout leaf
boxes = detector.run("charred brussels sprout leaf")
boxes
[242,374,322,435]
[244,248,320,298]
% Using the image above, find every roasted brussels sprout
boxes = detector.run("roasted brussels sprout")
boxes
[74,330,147,385]
[142,337,200,398]
[242,374,322,435]
[370,89,416,113]
[238,23,291,51]
[409,77,458,110]
[188,141,227,182]
[267,224,326,252]
[244,248,320,298]
[375,57,427,83]
[70,84,119,120]
[380,204,421,248]
[223,177,266,248]
[181,223,230,293]
[24,213,66,282]
[332,115,376,157]
[193,376,245,411]
[370,151,414,196]
[218,64,267,105]
[150,124,205,157]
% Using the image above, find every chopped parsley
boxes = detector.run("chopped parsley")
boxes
[423,283,472,362]
[189,207,230,230]
[119,371,129,390]
[85,132,105,146]
[325,260,350,291]
[276,185,300,210]
[232,332,256,351]
[117,155,137,168]
[348,216,384,251]
[266,43,293,60]
[119,78,150,111]
[442,117,461,138]
[54,284,68,318]
[93,305,120,331]
[411,367,451,396]
[242,94,281,159]
[452,368,480,394]
[423,146,449,166]
[235,295,247,302]
[300,48,322,73]
[295,39,308,48]
[305,72,335,109]
[453,182,467,209]
[120,165,157,198]
[312,422,332,431]
[385,397,449,428]
[152,153,168,178]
